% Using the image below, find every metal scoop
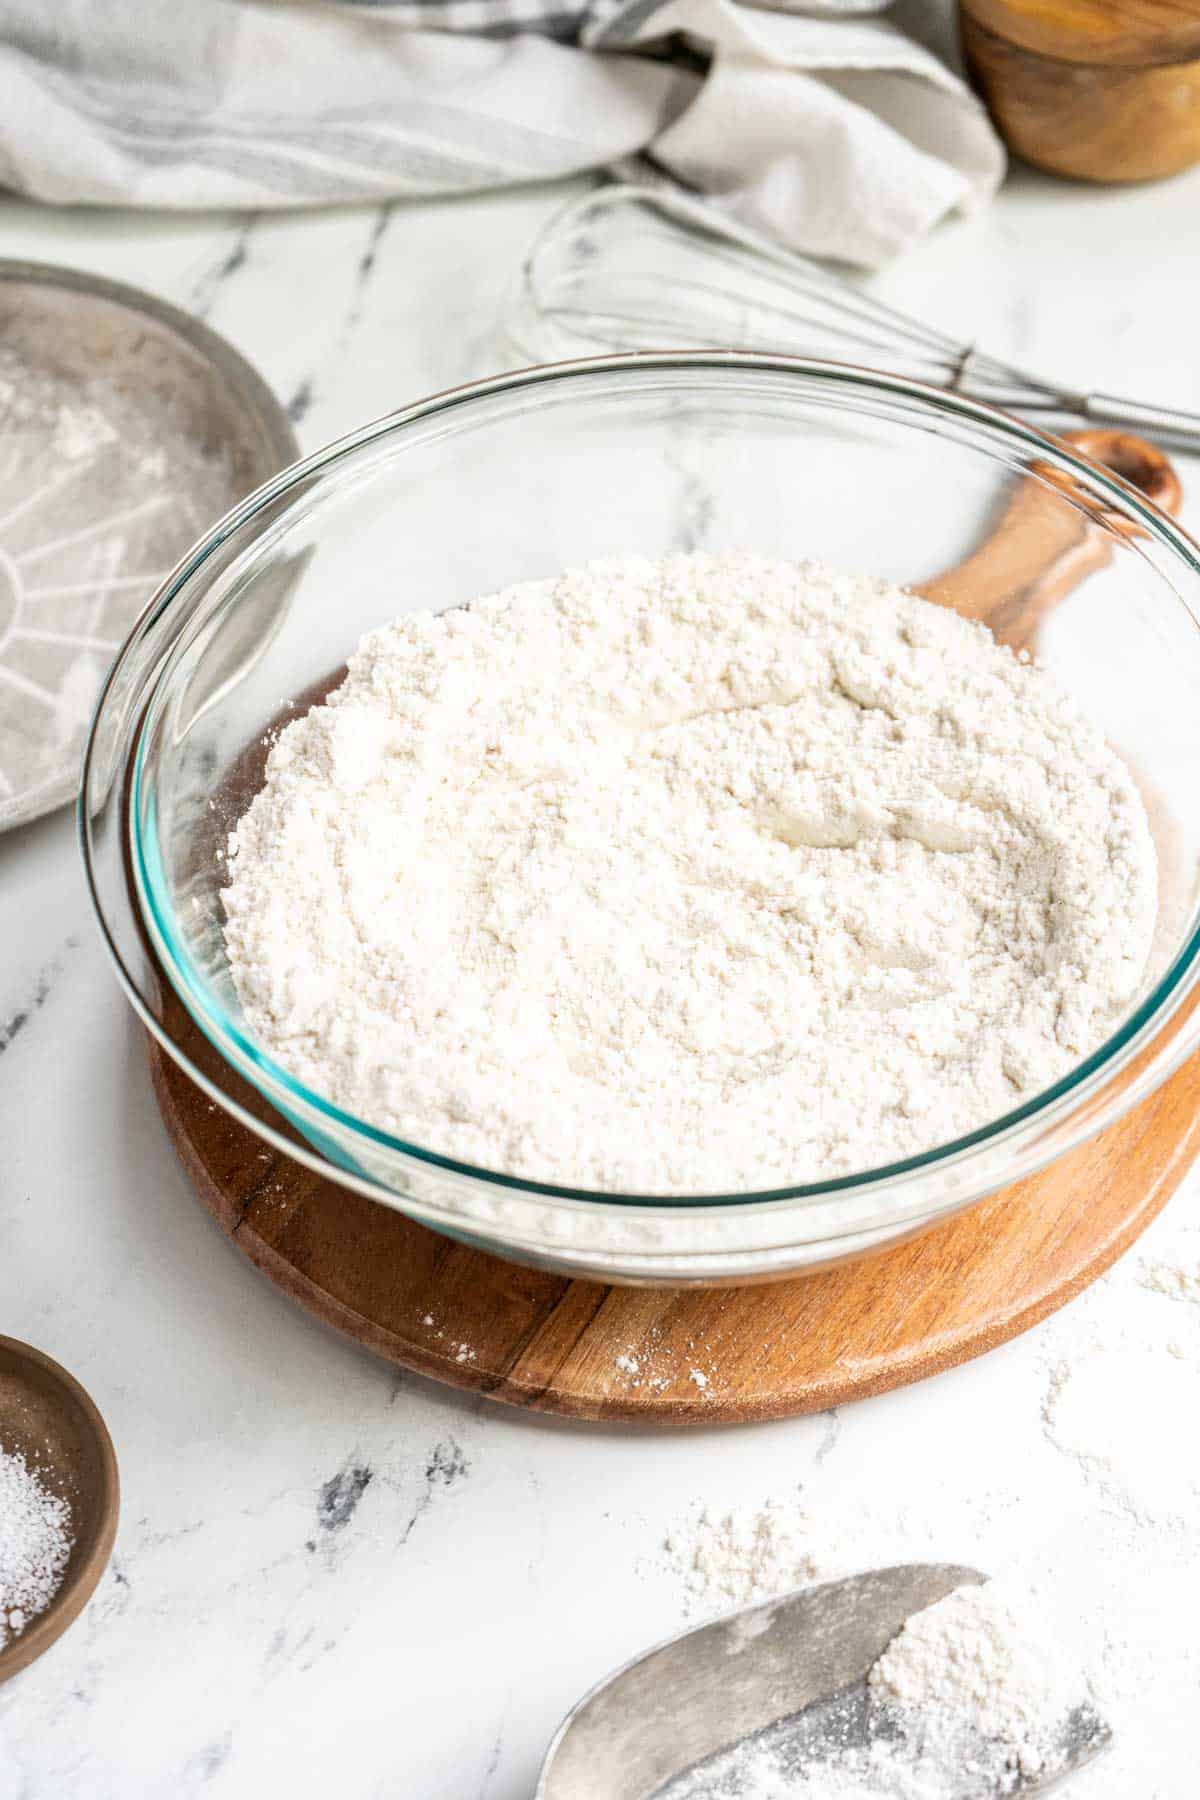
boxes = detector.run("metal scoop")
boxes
[536,1565,1110,1799]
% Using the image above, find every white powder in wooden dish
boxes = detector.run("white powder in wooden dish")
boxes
[0,1446,73,1649]
[222,552,1156,1194]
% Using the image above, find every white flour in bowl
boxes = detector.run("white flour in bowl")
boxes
[222,552,1156,1194]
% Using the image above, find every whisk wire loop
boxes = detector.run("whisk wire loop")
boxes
[514,185,1200,456]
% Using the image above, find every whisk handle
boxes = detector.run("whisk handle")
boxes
[1083,392,1200,458]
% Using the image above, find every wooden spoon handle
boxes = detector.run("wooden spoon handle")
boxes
[916,428,1183,651]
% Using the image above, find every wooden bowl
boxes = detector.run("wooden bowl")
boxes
[0,1337,119,1684]
[960,0,1200,183]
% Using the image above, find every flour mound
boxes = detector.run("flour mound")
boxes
[665,1502,817,1612]
[870,1582,1080,1778]
[222,552,1156,1193]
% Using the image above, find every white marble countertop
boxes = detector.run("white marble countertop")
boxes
[2,161,1200,1799]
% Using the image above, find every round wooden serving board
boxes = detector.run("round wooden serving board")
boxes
[149,993,1200,1429]
[147,427,1197,1427]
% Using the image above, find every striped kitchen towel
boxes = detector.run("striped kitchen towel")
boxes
[0,0,1002,264]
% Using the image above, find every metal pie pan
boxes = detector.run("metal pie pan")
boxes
[0,259,298,833]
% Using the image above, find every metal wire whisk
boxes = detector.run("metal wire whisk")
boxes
[511,185,1200,455]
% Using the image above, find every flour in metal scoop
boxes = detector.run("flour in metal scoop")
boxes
[222,552,1156,1193]
[657,1582,1094,1798]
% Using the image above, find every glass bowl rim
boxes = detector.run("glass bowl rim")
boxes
[88,348,1200,1212]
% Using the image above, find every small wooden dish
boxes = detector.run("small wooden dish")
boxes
[960,0,1200,183]
[0,1337,119,1685]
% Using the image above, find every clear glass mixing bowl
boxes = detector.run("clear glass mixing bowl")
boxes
[82,354,1200,1283]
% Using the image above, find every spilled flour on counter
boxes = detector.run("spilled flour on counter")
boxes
[665,1502,817,1612]
[223,552,1156,1193]
[1138,1258,1200,1306]
[1043,1344,1200,1522]
[657,1581,1094,1798]
[0,1446,73,1649]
